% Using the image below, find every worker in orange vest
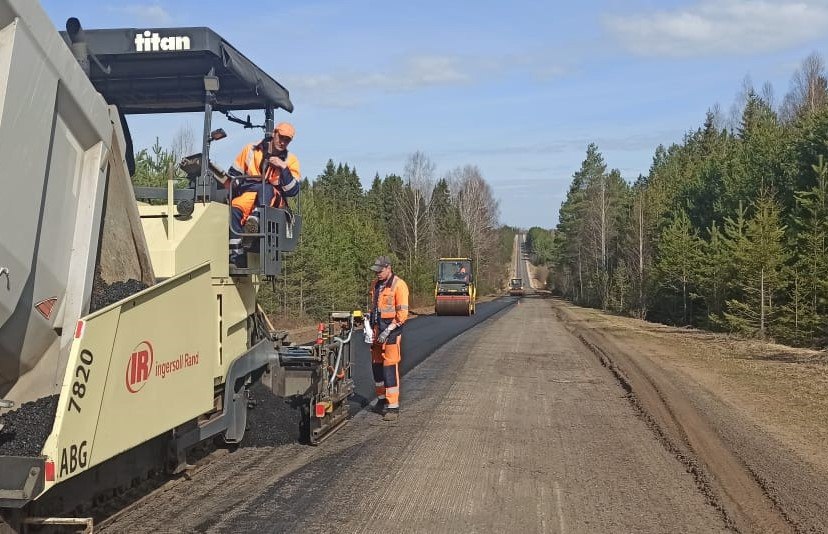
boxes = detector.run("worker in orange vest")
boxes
[227,122,301,267]
[368,256,409,421]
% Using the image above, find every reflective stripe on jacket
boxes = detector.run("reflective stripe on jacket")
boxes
[228,143,301,210]
[369,275,410,326]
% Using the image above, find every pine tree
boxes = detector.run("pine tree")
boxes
[553,144,609,305]
[723,191,788,338]
[655,210,703,325]
[366,174,385,229]
[314,160,364,210]
[527,227,555,264]
[700,224,729,322]
[132,137,183,187]
[609,260,630,313]
[545,54,828,346]
[783,155,828,341]
[430,179,467,257]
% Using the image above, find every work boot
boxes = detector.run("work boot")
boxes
[382,407,399,421]
[371,398,388,415]
[229,252,247,269]
[242,215,259,249]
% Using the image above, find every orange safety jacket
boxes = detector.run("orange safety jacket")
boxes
[369,275,410,335]
[229,142,301,223]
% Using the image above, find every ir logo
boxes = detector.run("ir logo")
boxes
[126,341,153,393]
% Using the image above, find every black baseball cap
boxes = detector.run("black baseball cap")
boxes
[369,256,392,272]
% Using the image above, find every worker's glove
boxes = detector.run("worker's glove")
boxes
[363,317,374,344]
[268,156,287,169]
[377,323,396,344]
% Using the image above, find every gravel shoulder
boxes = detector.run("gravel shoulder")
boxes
[553,298,828,533]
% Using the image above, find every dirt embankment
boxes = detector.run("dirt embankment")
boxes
[526,262,547,290]
[553,298,828,533]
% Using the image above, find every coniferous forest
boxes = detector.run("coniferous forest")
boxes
[545,53,828,347]
[260,155,514,322]
[132,143,514,323]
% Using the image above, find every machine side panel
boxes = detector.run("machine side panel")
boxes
[215,278,256,382]
[42,264,217,487]
[92,263,216,467]
[43,307,119,488]
[138,202,228,280]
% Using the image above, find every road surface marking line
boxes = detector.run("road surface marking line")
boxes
[554,481,566,534]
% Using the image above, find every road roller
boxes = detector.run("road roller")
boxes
[434,258,476,316]
[509,278,525,296]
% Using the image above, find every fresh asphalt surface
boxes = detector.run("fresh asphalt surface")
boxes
[348,232,524,409]
[349,297,516,410]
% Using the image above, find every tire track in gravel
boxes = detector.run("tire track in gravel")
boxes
[552,301,795,534]
[219,296,726,533]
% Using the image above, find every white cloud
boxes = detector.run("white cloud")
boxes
[433,130,679,159]
[533,64,570,81]
[494,182,537,192]
[108,5,172,26]
[604,0,828,57]
[287,52,567,108]
[286,54,469,102]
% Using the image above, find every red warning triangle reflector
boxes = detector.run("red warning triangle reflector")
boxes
[35,297,57,320]
[45,460,55,481]
[75,320,85,339]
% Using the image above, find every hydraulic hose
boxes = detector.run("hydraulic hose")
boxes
[328,316,354,387]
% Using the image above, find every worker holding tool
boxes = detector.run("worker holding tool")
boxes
[227,122,301,267]
[368,256,409,421]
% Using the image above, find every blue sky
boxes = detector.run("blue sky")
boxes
[41,0,828,229]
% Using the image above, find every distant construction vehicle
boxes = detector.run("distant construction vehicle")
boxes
[0,1,355,526]
[434,258,476,316]
[509,278,525,296]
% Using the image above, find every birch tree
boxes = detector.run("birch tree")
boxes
[170,124,195,161]
[397,151,435,294]
[618,178,651,318]
[450,165,500,282]
[781,52,828,121]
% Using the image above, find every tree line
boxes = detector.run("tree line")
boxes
[129,142,514,322]
[546,52,828,347]
[526,227,555,265]
[262,154,513,321]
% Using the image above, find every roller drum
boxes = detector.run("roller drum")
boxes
[435,296,472,316]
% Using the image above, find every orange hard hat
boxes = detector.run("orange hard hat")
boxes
[274,122,295,139]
